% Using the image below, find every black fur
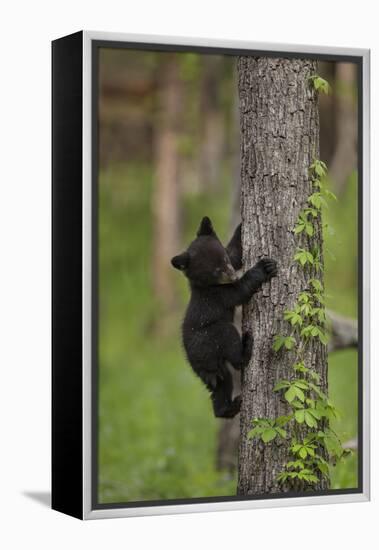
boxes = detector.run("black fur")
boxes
[171,216,278,418]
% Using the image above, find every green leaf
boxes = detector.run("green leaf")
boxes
[309,383,327,399]
[306,251,314,264]
[299,448,307,459]
[301,325,314,338]
[286,460,304,470]
[294,386,305,402]
[309,192,328,210]
[262,428,277,443]
[294,222,305,234]
[318,330,329,345]
[285,386,297,403]
[276,427,287,439]
[314,292,326,305]
[293,361,306,373]
[310,371,320,382]
[300,303,312,316]
[272,335,285,351]
[273,380,290,391]
[304,411,318,428]
[306,446,315,457]
[305,207,318,218]
[291,399,304,409]
[309,76,331,95]
[298,292,310,303]
[294,380,309,390]
[292,313,303,326]
[323,429,344,458]
[276,415,292,427]
[307,408,322,420]
[309,278,323,292]
[306,397,315,408]
[284,336,296,350]
[317,462,329,475]
[283,310,302,326]
[295,410,305,423]
[294,249,313,266]
[277,472,289,482]
[324,189,337,201]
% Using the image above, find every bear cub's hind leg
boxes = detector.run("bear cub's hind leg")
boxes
[210,331,253,417]
[211,366,242,418]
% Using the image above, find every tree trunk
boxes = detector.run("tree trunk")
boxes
[237,57,329,495]
[152,55,182,311]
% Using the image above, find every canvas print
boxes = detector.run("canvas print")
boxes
[95,47,360,505]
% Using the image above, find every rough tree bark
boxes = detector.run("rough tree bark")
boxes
[237,57,329,495]
[152,55,182,311]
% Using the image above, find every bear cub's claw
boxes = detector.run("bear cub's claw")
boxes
[256,258,278,281]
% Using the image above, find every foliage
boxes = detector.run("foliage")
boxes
[309,75,332,95]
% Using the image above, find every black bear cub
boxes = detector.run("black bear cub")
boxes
[171,216,278,418]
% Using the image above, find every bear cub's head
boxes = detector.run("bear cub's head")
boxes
[171,216,237,287]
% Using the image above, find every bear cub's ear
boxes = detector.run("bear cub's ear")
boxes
[197,216,215,237]
[171,252,190,271]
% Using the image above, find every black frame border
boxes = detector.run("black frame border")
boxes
[52,30,84,519]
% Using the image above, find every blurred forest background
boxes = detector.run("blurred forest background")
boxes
[98,48,358,504]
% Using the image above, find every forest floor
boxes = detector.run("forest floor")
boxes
[98,163,358,503]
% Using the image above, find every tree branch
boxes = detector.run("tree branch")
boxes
[327,309,358,352]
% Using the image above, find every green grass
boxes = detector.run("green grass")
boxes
[98,164,358,503]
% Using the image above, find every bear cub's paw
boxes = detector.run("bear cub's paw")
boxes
[228,395,242,418]
[255,258,278,281]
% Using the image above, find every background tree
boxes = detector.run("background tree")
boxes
[198,55,225,190]
[329,63,357,194]
[237,57,329,495]
[152,54,183,311]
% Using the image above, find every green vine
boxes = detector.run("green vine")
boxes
[248,123,352,489]
[309,74,332,95]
